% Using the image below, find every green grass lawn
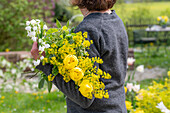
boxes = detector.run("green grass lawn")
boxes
[114,2,170,20]
[134,46,170,69]
[0,91,66,113]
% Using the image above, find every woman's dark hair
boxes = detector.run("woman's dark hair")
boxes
[71,0,116,11]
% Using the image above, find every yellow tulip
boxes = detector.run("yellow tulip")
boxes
[63,55,78,69]
[70,67,84,81]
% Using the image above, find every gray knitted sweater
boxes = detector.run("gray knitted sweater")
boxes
[36,10,128,113]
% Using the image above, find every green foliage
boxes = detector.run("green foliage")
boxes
[0,0,43,51]
[161,8,170,18]
[54,3,72,22]
[128,7,153,24]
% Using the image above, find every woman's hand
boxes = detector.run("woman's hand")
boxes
[31,42,45,60]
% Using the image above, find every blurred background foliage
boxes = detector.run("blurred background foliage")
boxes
[0,0,45,52]
[0,0,170,51]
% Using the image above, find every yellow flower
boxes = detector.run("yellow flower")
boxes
[157,17,161,21]
[79,80,93,98]
[83,40,91,47]
[124,87,127,93]
[70,67,84,81]
[83,32,88,38]
[134,110,144,113]
[5,48,9,52]
[51,43,57,48]
[48,74,55,81]
[63,55,78,69]
[125,101,133,110]
[62,26,68,31]
[1,96,5,99]
[167,71,170,76]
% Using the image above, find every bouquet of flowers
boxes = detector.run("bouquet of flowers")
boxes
[157,16,169,26]
[25,19,111,99]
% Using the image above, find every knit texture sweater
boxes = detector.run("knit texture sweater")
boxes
[36,10,128,113]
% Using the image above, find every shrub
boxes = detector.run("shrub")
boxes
[0,0,43,51]
[54,3,72,22]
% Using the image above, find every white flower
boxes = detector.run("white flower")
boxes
[38,39,42,43]
[25,26,31,31]
[32,37,37,42]
[127,57,135,66]
[136,65,144,73]
[132,84,140,92]
[28,31,36,37]
[36,19,41,24]
[156,101,170,113]
[0,70,4,77]
[30,19,36,26]
[42,42,46,45]
[126,83,133,92]
[40,56,44,60]
[39,46,45,52]
[33,26,37,31]
[45,44,50,48]
[31,68,35,71]
[11,68,17,74]
[43,24,48,30]
[33,60,40,66]
[26,21,30,26]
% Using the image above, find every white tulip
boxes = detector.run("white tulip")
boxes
[136,65,144,73]
[156,102,170,113]
[11,68,17,74]
[33,60,40,66]
[30,19,36,26]
[45,44,50,48]
[33,26,37,31]
[39,46,45,52]
[127,57,135,66]
[32,37,37,42]
[43,24,48,30]
[126,83,133,92]
[132,84,140,92]
[25,26,31,31]
[40,56,44,60]
[26,21,30,26]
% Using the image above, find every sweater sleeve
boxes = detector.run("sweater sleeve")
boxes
[36,26,101,109]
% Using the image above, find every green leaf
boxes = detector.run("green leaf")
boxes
[48,81,52,93]
[56,19,62,28]
[46,28,59,35]
[66,20,69,27]
[38,78,45,89]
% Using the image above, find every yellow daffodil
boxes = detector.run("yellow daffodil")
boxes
[125,101,133,110]
[79,80,93,99]
[70,67,84,81]
[64,55,78,69]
